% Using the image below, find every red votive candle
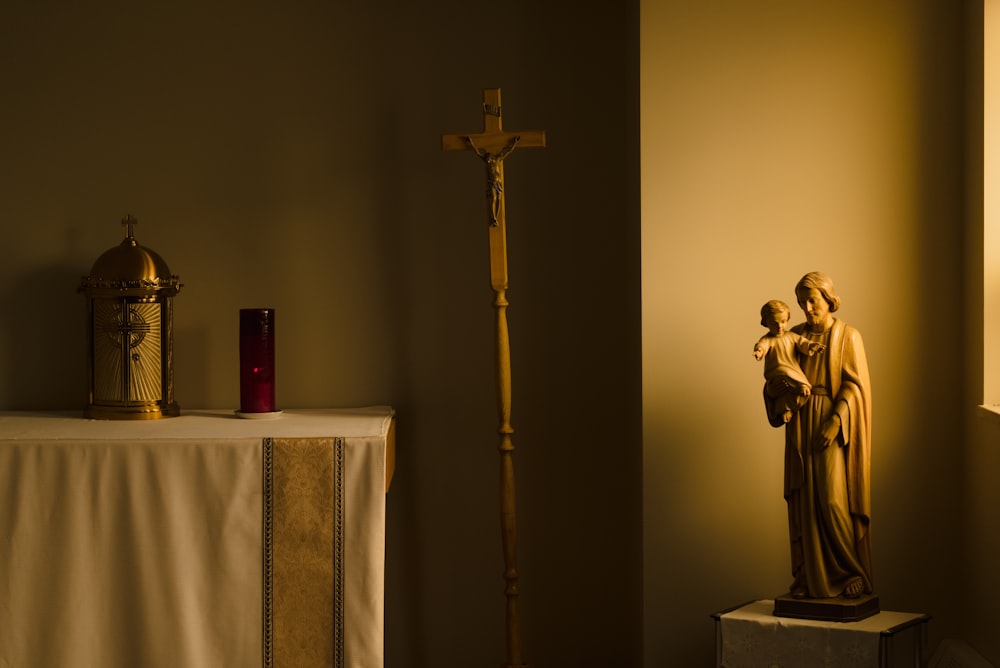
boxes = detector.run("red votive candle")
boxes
[239,308,276,413]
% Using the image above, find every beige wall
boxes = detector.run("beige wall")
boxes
[642,0,968,664]
[0,2,642,667]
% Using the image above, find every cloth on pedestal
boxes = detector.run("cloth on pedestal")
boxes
[719,600,925,668]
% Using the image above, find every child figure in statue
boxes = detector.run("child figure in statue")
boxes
[754,300,826,424]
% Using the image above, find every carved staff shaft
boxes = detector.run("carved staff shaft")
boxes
[495,289,522,667]
[441,88,545,668]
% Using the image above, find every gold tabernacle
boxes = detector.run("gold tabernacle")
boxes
[79,215,181,419]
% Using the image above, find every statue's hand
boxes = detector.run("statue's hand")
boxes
[815,414,841,450]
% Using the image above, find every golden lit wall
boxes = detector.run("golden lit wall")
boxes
[642,1,966,664]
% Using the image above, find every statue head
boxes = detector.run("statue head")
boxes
[795,271,841,313]
[760,300,791,328]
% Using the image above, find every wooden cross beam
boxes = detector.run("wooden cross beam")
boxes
[441,88,545,668]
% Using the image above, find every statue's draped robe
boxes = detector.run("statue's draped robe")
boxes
[765,318,873,598]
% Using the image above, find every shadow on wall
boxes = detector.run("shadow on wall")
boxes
[0,263,87,411]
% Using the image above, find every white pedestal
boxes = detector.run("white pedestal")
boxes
[711,600,930,668]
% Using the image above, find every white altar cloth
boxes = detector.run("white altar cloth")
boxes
[0,407,394,668]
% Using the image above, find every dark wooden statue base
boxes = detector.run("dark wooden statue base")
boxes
[773,593,880,622]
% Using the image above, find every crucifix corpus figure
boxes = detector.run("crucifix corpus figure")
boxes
[469,135,519,226]
[441,88,546,232]
[441,88,545,668]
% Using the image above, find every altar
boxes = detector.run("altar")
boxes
[0,407,395,668]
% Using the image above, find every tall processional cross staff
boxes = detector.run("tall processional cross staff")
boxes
[441,88,546,668]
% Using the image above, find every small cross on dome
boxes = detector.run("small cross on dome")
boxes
[121,214,138,239]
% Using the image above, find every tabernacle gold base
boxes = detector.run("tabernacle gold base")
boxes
[84,403,180,420]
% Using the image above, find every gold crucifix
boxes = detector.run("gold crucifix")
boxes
[442,88,546,293]
[442,88,545,668]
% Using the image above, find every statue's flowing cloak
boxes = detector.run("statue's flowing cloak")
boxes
[765,318,873,596]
